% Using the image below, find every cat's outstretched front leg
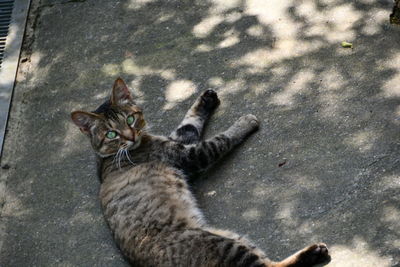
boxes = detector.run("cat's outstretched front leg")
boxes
[169,90,220,145]
[178,114,259,174]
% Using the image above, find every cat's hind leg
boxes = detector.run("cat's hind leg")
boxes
[160,228,271,267]
[169,90,220,145]
[205,229,331,267]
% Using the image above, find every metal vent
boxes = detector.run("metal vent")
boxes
[0,1,14,68]
[0,0,31,157]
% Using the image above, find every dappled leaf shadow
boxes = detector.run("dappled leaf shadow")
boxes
[1,0,400,266]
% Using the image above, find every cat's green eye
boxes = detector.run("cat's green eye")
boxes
[126,115,135,125]
[106,131,118,139]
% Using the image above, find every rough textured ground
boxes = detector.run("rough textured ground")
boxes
[1,0,400,266]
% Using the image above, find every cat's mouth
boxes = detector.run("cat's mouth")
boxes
[124,140,135,149]
[123,137,142,151]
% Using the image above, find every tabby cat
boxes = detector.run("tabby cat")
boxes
[71,78,331,267]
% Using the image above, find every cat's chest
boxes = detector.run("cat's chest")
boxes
[99,167,143,205]
[99,162,183,208]
[99,164,205,233]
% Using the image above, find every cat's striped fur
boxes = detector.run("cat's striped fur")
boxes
[71,78,331,267]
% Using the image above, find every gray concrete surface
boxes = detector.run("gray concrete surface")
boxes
[1,0,400,266]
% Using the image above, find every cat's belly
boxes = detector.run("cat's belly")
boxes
[99,162,204,264]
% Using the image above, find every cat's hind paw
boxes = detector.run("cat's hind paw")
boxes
[297,243,331,267]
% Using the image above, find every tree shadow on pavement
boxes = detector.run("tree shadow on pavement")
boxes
[1,0,400,266]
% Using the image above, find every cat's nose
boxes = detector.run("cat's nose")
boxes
[121,129,135,142]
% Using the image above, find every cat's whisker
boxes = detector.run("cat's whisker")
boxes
[118,148,124,170]
[124,149,134,165]
[112,149,120,165]
[113,148,124,170]
[114,149,120,160]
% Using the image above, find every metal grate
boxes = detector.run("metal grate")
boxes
[0,0,31,157]
[0,1,14,68]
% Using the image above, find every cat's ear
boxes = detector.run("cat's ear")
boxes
[71,111,100,135]
[111,78,133,105]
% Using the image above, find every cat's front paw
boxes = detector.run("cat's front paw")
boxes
[200,90,220,111]
[237,114,260,131]
[296,243,331,267]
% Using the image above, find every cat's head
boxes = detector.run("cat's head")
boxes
[71,78,146,157]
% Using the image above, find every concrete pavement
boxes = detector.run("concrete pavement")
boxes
[1,0,400,266]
